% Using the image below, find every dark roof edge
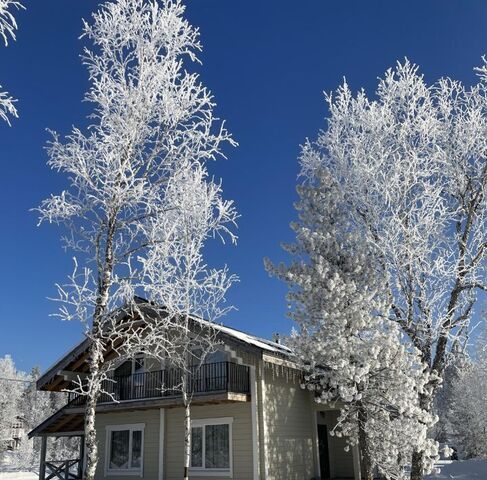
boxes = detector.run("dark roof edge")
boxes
[36,337,90,391]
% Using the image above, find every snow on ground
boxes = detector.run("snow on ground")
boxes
[0,473,37,480]
[1,460,486,480]
[426,459,487,479]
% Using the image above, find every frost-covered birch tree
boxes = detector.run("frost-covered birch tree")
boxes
[36,1,236,479]
[298,60,487,479]
[0,0,23,124]
[138,164,236,480]
[267,170,437,479]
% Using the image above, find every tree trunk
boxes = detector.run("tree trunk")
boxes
[183,389,191,480]
[410,391,433,480]
[84,342,104,480]
[358,406,374,480]
[410,450,424,480]
[84,215,116,480]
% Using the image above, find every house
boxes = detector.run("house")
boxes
[29,307,361,480]
[1,417,24,452]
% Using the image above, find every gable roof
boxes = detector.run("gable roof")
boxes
[36,302,291,391]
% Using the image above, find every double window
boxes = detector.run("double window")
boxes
[105,424,144,476]
[190,418,233,476]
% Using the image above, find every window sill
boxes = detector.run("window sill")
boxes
[105,469,143,477]
[189,470,232,477]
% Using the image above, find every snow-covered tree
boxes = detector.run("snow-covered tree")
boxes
[9,367,78,471]
[298,60,487,479]
[0,355,26,453]
[267,170,437,479]
[0,0,23,124]
[36,1,236,479]
[448,326,487,459]
[432,341,471,446]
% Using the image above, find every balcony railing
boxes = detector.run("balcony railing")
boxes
[67,361,250,407]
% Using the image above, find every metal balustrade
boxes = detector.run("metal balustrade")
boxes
[67,361,250,406]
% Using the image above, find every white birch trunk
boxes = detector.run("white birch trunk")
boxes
[84,342,104,480]
[182,389,191,480]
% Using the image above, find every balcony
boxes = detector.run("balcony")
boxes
[67,361,250,407]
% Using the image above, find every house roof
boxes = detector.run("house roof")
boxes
[36,301,292,392]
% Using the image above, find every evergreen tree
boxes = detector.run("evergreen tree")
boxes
[267,170,437,479]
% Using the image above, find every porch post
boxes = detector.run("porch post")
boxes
[78,435,85,479]
[39,436,47,480]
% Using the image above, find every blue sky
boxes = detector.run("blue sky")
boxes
[1,0,487,372]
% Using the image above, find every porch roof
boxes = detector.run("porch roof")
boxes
[28,390,249,438]
[28,407,84,438]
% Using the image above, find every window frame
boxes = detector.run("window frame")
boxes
[105,423,145,477]
[190,417,233,477]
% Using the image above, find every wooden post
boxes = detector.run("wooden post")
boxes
[78,435,85,479]
[39,436,47,480]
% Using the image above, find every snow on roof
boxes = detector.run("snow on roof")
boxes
[196,317,293,356]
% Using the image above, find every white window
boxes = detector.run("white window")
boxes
[190,418,233,477]
[105,424,145,476]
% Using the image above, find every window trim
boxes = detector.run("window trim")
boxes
[190,417,233,478]
[105,423,145,477]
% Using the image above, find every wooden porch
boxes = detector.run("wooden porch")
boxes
[38,435,84,480]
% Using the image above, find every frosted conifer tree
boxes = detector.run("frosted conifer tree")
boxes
[297,60,487,479]
[267,170,437,479]
[36,1,237,479]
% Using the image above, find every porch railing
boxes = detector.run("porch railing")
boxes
[43,459,81,480]
[67,361,250,407]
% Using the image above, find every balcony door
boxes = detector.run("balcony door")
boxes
[114,356,146,401]
[190,349,229,393]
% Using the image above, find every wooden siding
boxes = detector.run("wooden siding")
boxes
[164,403,253,480]
[94,409,160,480]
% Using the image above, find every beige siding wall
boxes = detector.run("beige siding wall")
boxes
[93,402,254,480]
[91,361,356,480]
[94,409,160,480]
[262,364,315,480]
[165,403,253,480]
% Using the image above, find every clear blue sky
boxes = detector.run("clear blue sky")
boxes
[1,0,487,372]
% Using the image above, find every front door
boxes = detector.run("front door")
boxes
[318,424,331,480]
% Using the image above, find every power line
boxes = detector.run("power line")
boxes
[0,376,34,384]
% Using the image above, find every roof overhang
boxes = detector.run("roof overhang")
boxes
[28,408,84,438]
